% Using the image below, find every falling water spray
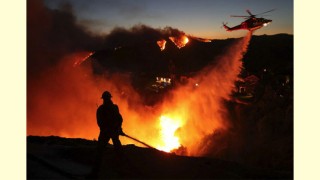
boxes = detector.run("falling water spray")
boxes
[156,32,253,156]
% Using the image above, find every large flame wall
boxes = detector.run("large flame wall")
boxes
[27,32,252,157]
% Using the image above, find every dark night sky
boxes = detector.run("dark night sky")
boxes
[44,0,293,39]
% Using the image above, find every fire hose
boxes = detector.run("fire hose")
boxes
[121,133,157,150]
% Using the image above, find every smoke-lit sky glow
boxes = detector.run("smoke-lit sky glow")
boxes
[44,0,293,39]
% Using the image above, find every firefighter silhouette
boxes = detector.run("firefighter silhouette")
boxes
[97,91,125,151]
[90,91,125,177]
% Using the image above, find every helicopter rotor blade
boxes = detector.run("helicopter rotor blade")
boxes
[246,9,254,16]
[230,15,250,18]
[255,9,276,16]
[228,9,275,19]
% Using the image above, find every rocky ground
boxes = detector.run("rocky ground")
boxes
[27,136,292,179]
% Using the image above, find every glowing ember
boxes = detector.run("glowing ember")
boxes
[195,37,211,42]
[183,36,189,44]
[157,115,182,152]
[73,51,93,67]
[169,35,189,49]
[157,40,167,51]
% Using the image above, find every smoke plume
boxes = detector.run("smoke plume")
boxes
[27,0,102,77]
[27,0,185,143]
[103,24,187,48]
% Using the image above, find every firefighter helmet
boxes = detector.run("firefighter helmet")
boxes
[101,91,112,99]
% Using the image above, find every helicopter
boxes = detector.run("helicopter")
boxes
[223,9,274,32]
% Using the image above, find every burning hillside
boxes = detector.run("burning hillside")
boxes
[28,31,252,155]
[156,34,189,51]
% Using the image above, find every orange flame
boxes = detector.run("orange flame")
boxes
[169,35,189,49]
[157,40,167,51]
[156,115,183,152]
